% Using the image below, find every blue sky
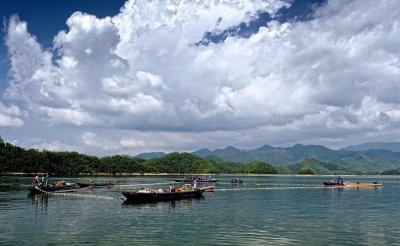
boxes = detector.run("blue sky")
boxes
[0,0,126,84]
[0,0,399,156]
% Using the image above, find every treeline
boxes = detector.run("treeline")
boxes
[0,138,278,176]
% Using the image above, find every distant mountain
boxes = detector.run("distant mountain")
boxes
[134,142,400,174]
[135,152,166,160]
[192,148,212,157]
[277,158,354,175]
[193,144,350,166]
[212,146,244,157]
[341,142,400,152]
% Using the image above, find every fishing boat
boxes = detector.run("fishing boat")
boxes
[343,182,382,188]
[76,181,113,188]
[174,176,218,183]
[230,178,243,184]
[122,186,214,203]
[323,181,344,186]
[28,182,77,195]
[323,181,381,188]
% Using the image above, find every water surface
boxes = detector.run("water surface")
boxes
[1,175,399,245]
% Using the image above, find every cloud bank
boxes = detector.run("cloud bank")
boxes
[3,0,400,155]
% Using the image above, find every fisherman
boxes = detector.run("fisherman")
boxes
[41,176,45,187]
[193,180,197,189]
[32,178,37,187]
[45,173,49,186]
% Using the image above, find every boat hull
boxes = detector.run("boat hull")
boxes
[76,182,113,188]
[28,183,76,195]
[323,181,344,186]
[122,189,205,203]
[343,182,382,188]
[323,182,381,188]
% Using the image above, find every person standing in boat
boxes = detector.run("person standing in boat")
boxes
[40,176,45,187]
[34,175,39,186]
[45,173,49,186]
[193,180,197,189]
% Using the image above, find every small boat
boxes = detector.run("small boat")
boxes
[28,182,77,195]
[324,176,345,186]
[323,181,344,186]
[174,176,218,183]
[76,181,113,188]
[323,181,382,188]
[230,178,243,184]
[122,186,214,203]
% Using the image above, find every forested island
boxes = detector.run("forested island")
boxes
[1,137,399,176]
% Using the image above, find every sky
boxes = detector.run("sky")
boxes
[0,0,399,156]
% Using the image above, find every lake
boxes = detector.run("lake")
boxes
[1,175,399,245]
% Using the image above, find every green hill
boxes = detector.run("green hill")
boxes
[241,161,278,174]
[143,152,216,173]
[330,153,398,174]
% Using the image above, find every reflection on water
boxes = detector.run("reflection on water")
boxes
[29,194,49,214]
[168,200,175,210]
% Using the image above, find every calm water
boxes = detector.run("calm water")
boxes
[1,175,400,245]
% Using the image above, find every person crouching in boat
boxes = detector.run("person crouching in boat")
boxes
[31,178,38,187]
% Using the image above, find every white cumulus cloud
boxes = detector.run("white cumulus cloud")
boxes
[4,0,400,154]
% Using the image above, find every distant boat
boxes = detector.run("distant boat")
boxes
[28,182,76,195]
[122,186,214,203]
[323,181,381,188]
[323,181,344,186]
[76,181,113,188]
[230,178,243,184]
[174,176,218,183]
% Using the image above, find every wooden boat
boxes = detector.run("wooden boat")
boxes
[76,182,113,188]
[28,183,76,195]
[174,176,218,183]
[122,186,214,203]
[343,182,382,188]
[323,181,381,188]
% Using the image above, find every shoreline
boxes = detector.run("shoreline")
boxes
[0,172,388,177]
